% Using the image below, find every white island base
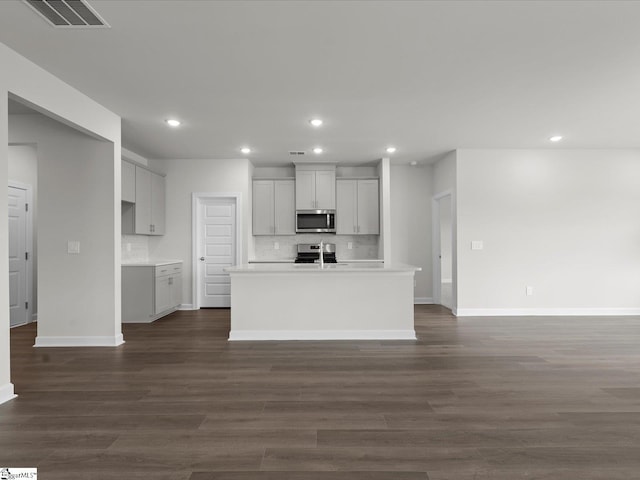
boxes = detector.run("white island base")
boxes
[226,263,419,341]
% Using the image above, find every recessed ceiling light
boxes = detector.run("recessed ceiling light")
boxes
[549,135,563,142]
[240,147,251,154]
[410,161,418,166]
[386,146,397,154]
[165,119,181,127]
[309,118,323,127]
[312,147,323,154]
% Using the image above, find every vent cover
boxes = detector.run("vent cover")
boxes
[24,0,109,28]
[289,151,306,156]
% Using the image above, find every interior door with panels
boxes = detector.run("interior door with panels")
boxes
[199,199,236,308]
[8,186,28,327]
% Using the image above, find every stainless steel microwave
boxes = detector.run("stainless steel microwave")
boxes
[296,210,336,233]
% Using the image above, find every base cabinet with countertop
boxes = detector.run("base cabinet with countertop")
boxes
[122,261,182,323]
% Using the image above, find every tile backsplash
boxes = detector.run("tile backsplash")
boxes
[121,235,149,262]
[253,234,379,261]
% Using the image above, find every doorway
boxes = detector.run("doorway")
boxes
[433,191,454,310]
[192,194,242,308]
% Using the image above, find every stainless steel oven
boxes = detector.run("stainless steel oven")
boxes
[295,210,336,233]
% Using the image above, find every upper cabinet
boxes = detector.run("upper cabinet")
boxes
[253,179,295,235]
[295,164,336,210]
[336,179,379,235]
[121,162,166,236]
[122,160,136,203]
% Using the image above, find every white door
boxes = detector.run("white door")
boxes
[336,179,357,234]
[357,179,380,234]
[273,180,295,235]
[198,198,236,308]
[8,186,28,327]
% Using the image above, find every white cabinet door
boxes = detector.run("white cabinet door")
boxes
[315,170,336,209]
[336,179,357,234]
[134,167,152,234]
[274,180,295,235]
[122,160,136,203]
[252,180,275,235]
[357,179,379,234]
[295,170,316,209]
[151,172,165,235]
[154,275,172,314]
[170,273,183,308]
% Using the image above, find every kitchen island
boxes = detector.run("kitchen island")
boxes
[225,263,420,340]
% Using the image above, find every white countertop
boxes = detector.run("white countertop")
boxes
[248,258,384,264]
[122,259,183,267]
[226,262,420,273]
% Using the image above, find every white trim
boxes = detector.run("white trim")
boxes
[178,304,196,310]
[456,308,640,317]
[32,313,38,322]
[229,330,417,341]
[0,383,17,405]
[121,147,148,167]
[8,180,35,325]
[34,334,125,347]
[414,297,434,304]
[191,192,243,309]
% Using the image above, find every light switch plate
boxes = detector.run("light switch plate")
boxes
[274,242,279,250]
[471,240,483,250]
[347,242,353,250]
[67,241,80,254]
[526,286,534,296]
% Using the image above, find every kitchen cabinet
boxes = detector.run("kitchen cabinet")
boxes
[135,167,165,235]
[122,165,166,235]
[253,179,295,235]
[295,166,335,210]
[336,179,379,235]
[122,262,182,323]
[121,160,136,203]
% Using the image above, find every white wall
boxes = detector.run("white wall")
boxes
[9,114,120,341]
[8,144,38,317]
[456,149,640,315]
[390,165,433,302]
[1,41,122,404]
[149,158,252,307]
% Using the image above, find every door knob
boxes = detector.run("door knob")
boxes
[200,257,205,261]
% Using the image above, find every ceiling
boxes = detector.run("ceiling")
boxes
[2,1,640,166]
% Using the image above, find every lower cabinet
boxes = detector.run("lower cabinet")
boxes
[122,262,182,323]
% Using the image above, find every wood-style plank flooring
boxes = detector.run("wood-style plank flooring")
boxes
[3,305,640,479]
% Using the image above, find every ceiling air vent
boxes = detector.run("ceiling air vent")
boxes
[24,0,109,28]
[289,151,306,156]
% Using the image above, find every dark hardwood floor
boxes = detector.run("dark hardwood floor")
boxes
[3,305,640,479]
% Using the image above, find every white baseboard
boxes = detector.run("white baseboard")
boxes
[456,307,640,317]
[0,383,17,405]
[31,313,38,322]
[34,333,125,347]
[179,304,196,310]
[229,329,417,341]
[414,297,434,304]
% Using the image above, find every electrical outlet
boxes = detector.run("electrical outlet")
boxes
[347,242,353,250]
[471,240,484,250]
[526,286,534,296]
[67,241,80,254]
[274,242,279,250]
